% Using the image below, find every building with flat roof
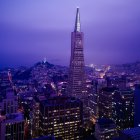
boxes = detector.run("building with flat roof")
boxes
[117,127,140,140]
[95,118,118,140]
[0,113,24,140]
[32,96,83,140]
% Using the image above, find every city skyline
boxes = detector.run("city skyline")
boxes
[0,2,140,139]
[1,0,140,68]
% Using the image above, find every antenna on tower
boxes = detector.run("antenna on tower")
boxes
[43,57,47,63]
[74,7,81,32]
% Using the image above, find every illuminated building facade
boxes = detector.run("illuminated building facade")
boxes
[67,7,88,123]
[95,118,118,140]
[0,113,24,140]
[39,96,83,140]
[32,101,40,137]
[89,79,108,123]
[89,80,99,123]
[68,7,86,98]
[98,87,117,118]
[112,90,134,130]
[32,95,46,138]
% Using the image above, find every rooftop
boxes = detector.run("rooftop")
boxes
[41,96,82,107]
[0,113,24,123]
[114,89,134,97]
[97,118,116,130]
[97,118,115,126]
[122,127,140,139]
[102,87,118,92]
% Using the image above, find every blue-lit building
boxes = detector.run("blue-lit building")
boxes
[95,118,118,140]
[0,88,18,115]
[134,84,140,127]
[118,127,140,140]
[0,113,24,140]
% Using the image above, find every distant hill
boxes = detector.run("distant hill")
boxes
[13,61,67,80]
[6,61,140,80]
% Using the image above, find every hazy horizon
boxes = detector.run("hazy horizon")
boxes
[1,0,140,68]
[1,59,140,69]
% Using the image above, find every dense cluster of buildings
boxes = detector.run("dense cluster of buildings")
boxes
[0,7,140,140]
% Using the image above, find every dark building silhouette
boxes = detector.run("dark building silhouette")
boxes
[112,89,134,130]
[89,80,99,123]
[106,75,127,90]
[0,113,24,140]
[95,118,118,140]
[117,127,140,140]
[98,87,117,119]
[134,84,140,127]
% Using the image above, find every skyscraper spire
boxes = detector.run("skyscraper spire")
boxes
[68,8,89,125]
[74,7,81,32]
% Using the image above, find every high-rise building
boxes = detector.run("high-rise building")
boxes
[95,118,118,140]
[89,80,99,123]
[32,95,47,138]
[89,79,107,123]
[112,89,134,130]
[0,113,24,140]
[134,84,140,127]
[67,7,88,123]
[98,87,117,119]
[33,96,83,140]
[0,88,18,115]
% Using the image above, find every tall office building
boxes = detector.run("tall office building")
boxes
[112,89,134,130]
[67,8,88,122]
[134,84,140,127]
[89,80,99,123]
[32,96,83,140]
[68,7,86,98]
[89,79,107,123]
[32,95,47,138]
[0,113,24,140]
[98,87,117,119]
[0,88,18,115]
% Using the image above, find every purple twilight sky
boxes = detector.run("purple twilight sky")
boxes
[0,0,140,68]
